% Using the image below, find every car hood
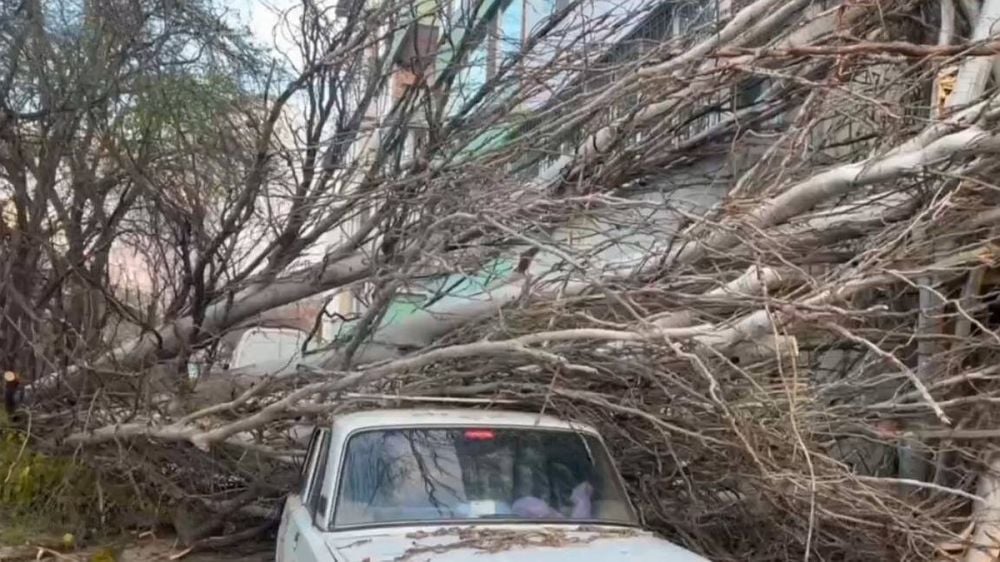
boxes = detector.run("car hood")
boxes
[325,524,709,562]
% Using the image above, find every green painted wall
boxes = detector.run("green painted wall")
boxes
[361,0,521,340]
[333,257,517,341]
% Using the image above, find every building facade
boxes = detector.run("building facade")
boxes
[317,0,735,347]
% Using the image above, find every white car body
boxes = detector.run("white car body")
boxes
[276,409,708,562]
[231,327,312,370]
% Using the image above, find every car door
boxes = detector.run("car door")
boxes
[277,428,331,562]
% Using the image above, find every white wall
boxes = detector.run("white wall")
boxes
[533,155,730,277]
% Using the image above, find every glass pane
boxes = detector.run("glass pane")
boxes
[524,0,555,37]
[499,1,523,58]
[299,429,323,497]
[673,1,716,38]
[308,431,332,522]
[333,427,637,528]
[454,43,488,106]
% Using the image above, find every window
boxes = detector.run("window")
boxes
[498,0,524,60]
[453,43,489,107]
[335,0,362,18]
[736,77,768,110]
[454,0,479,24]
[523,0,556,37]
[299,429,324,498]
[672,1,717,38]
[394,23,440,72]
[306,430,333,526]
[331,427,637,528]
[402,127,428,164]
[395,290,428,304]
[643,3,672,45]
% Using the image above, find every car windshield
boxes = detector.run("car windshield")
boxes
[332,427,638,528]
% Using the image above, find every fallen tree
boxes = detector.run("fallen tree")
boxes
[9,0,1000,559]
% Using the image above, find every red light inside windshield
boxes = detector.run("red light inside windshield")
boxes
[464,429,496,441]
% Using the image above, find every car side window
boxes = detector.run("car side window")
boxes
[300,428,326,499]
[306,430,332,528]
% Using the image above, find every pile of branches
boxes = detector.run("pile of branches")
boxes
[401,290,988,560]
[11,0,1000,559]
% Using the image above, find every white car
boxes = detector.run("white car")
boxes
[276,409,708,561]
[230,327,315,370]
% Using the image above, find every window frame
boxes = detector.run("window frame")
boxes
[325,424,640,531]
[305,429,333,528]
[299,428,326,499]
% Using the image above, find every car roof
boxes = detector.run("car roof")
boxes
[331,408,600,435]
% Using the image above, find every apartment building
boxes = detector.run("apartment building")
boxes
[163,0,906,366]
[314,0,733,346]
[319,0,577,332]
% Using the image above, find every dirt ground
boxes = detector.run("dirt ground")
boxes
[120,540,273,561]
[0,537,273,561]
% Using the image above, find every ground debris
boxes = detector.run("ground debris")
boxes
[395,526,638,560]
